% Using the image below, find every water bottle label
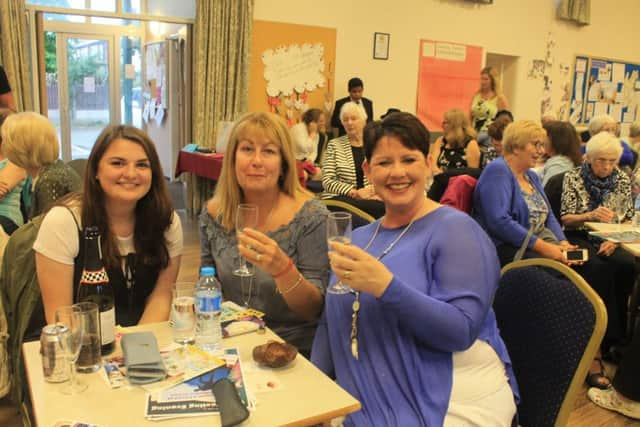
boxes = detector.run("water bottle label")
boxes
[197,294,221,312]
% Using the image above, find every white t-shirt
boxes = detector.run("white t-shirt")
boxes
[33,206,183,265]
[290,122,319,163]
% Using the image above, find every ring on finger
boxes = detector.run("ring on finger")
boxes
[344,270,351,280]
[256,253,263,262]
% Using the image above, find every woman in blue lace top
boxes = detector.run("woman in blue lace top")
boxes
[199,112,329,355]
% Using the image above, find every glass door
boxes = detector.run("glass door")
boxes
[46,32,115,160]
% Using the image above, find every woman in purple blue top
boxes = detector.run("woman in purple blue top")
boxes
[311,112,517,426]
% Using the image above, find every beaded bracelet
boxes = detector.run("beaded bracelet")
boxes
[272,258,294,279]
[277,273,303,295]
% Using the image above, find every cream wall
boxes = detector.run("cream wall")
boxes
[253,0,639,123]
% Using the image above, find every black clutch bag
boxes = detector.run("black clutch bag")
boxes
[212,378,250,427]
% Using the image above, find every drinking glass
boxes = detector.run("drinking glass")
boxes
[171,282,196,345]
[74,302,100,373]
[55,305,87,394]
[327,212,354,294]
[234,204,258,277]
[609,194,628,232]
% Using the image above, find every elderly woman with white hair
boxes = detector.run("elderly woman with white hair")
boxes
[322,101,384,218]
[588,114,634,169]
[561,131,636,387]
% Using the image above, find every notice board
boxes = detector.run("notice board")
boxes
[248,20,336,127]
[570,55,640,133]
[416,40,483,132]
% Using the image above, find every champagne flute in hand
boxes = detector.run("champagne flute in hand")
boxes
[234,204,259,277]
[327,212,354,294]
[55,305,87,394]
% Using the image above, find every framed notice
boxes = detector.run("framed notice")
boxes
[373,32,390,60]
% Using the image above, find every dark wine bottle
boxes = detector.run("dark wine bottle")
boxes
[76,226,116,355]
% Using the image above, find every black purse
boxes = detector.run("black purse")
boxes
[212,377,250,427]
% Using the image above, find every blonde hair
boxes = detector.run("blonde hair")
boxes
[213,112,306,230]
[443,108,476,148]
[478,66,502,95]
[1,112,59,170]
[502,120,546,155]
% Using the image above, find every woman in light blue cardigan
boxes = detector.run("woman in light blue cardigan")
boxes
[473,121,568,266]
[474,120,623,389]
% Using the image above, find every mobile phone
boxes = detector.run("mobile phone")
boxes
[563,249,589,262]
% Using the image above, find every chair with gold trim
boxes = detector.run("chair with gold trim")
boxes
[320,199,375,228]
[495,258,607,427]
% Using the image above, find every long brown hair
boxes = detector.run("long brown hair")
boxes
[82,125,173,270]
[543,121,582,166]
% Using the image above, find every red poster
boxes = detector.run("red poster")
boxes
[416,40,484,132]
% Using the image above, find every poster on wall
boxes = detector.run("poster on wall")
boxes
[144,41,168,108]
[570,55,640,126]
[416,39,483,132]
[249,21,336,127]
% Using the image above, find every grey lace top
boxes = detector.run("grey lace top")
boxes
[199,198,329,353]
[29,160,82,218]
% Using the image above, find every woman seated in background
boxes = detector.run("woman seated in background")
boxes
[474,120,571,265]
[470,66,509,146]
[312,112,517,426]
[560,131,635,381]
[538,120,582,186]
[429,108,481,174]
[482,114,512,167]
[0,108,26,235]
[322,101,384,218]
[474,121,627,389]
[1,112,81,218]
[290,108,326,181]
[34,125,183,326]
[200,112,329,356]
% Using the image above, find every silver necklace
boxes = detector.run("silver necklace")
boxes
[350,216,417,359]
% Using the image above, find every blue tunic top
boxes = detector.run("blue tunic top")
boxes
[311,206,518,426]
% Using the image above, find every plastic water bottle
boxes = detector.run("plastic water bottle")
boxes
[194,266,222,354]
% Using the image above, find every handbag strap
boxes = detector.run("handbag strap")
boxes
[513,226,535,262]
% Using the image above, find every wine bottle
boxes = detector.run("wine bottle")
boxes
[76,226,116,355]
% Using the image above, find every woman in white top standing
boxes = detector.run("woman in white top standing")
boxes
[290,108,326,180]
[34,125,183,326]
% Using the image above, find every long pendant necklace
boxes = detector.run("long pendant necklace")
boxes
[350,216,417,359]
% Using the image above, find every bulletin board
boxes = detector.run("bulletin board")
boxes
[416,39,483,132]
[248,20,336,127]
[569,55,640,132]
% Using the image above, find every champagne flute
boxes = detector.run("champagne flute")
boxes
[327,212,354,294]
[234,204,259,277]
[55,305,87,394]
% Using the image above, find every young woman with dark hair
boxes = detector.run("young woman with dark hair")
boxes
[34,125,183,326]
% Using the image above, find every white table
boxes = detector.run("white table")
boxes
[584,222,640,338]
[23,322,360,427]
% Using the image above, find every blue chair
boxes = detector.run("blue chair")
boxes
[495,258,607,427]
